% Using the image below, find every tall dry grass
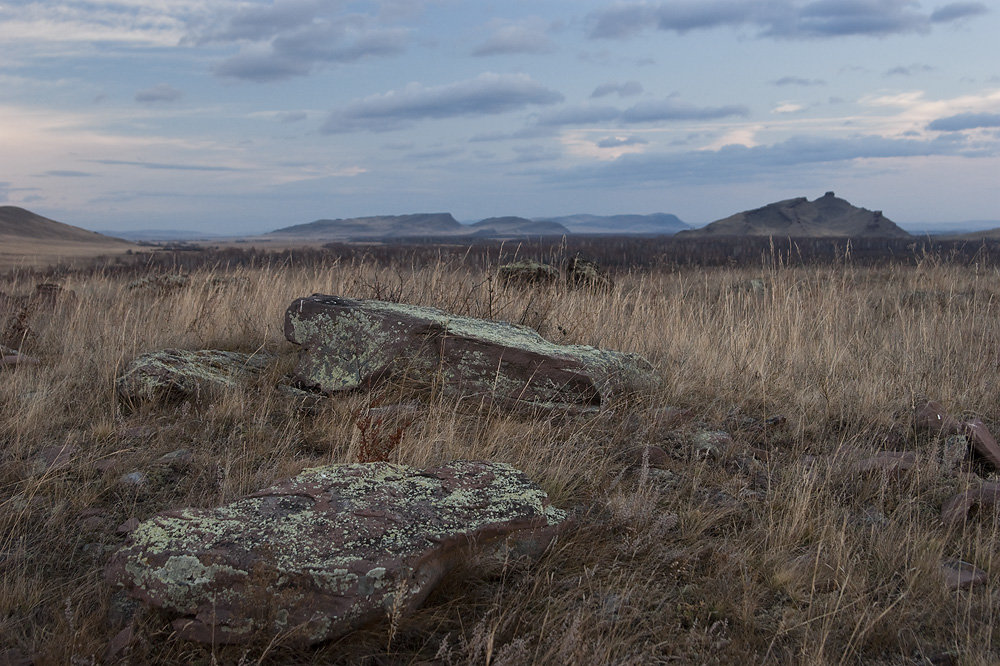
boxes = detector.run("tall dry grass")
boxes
[2,254,1000,664]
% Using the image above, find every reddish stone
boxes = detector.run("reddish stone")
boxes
[106,460,565,645]
[915,400,1000,470]
[941,559,987,590]
[940,482,1000,525]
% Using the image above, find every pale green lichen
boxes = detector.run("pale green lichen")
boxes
[116,349,274,403]
[286,297,658,406]
[110,460,565,644]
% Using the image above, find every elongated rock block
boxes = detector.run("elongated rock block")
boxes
[116,349,274,404]
[284,295,658,409]
[106,460,565,645]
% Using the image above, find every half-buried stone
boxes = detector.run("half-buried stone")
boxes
[284,295,658,410]
[116,349,275,405]
[105,460,565,645]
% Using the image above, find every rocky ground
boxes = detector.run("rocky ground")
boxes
[2,257,1000,664]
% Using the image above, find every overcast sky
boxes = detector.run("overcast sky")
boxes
[2,0,998,233]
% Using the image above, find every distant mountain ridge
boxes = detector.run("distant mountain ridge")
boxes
[678,192,909,238]
[536,213,688,235]
[271,213,465,239]
[0,206,128,244]
[469,217,569,237]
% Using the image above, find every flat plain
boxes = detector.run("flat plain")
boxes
[3,241,1000,664]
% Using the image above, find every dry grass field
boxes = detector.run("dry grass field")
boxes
[3,251,1000,664]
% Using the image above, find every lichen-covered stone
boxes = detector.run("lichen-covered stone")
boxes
[497,260,560,286]
[105,460,565,645]
[284,295,658,409]
[565,257,613,292]
[116,349,274,404]
[126,274,190,292]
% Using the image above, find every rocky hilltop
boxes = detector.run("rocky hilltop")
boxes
[678,192,910,238]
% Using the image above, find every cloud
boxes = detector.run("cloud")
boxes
[928,112,1000,131]
[94,159,242,172]
[472,18,554,56]
[591,81,644,98]
[321,73,564,133]
[42,170,94,177]
[535,104,621,126]
[535,97,747,127]
[200,3,410,82]
[621,99,749,122]
[596,135,648,148]
[930,2,989,22]
[773,76,826,86]
[587,0,988,40]
[277,111,307,123]
[549,133,981,187]
[134,83,183,103]
[884,63,934,77]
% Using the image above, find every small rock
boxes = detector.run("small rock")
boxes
[565,257,613,292]
[116,348,275,405]
[692,430,733,459]
[621,445,670,470]
[119,471,147,487]
[915,400,1000,470]
[154,449,193,468]
[102,625,134,663]
[33,443,78,474]
[116,518,140,534]
[851,451,918,475]
[941,559,987,590]
[0,345,40,369]
[497,260,560,286]
[125,274,190,292]
[940,481,1000,525]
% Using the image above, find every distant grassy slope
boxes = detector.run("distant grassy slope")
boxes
[0,206,135,271]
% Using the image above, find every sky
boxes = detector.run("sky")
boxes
[1,0,999,234]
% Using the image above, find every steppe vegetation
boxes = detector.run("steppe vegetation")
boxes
[3,244,1000,664]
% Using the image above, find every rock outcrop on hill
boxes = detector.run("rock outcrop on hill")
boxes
[678,192,910,238]
[284,295,658,409]
[106,460,565,645]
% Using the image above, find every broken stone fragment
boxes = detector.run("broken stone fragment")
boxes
[850,451,918,475]
[915,400,1000,470]
[940,481,1000,526]
[284,295,658,410]
[116,349,274,405]
[0,345,40,369]
[940,559,987,590]
[105,460,566,645]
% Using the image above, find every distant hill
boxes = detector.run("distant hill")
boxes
[0,206,128,244]
[270,213,464,239]
[537,213,688,235]
[467,217,569,237]
[925,222,1000,240]
[678,193,910,238]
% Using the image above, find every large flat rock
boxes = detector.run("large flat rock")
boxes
[284,295,658,409]
[106,460,565,645]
